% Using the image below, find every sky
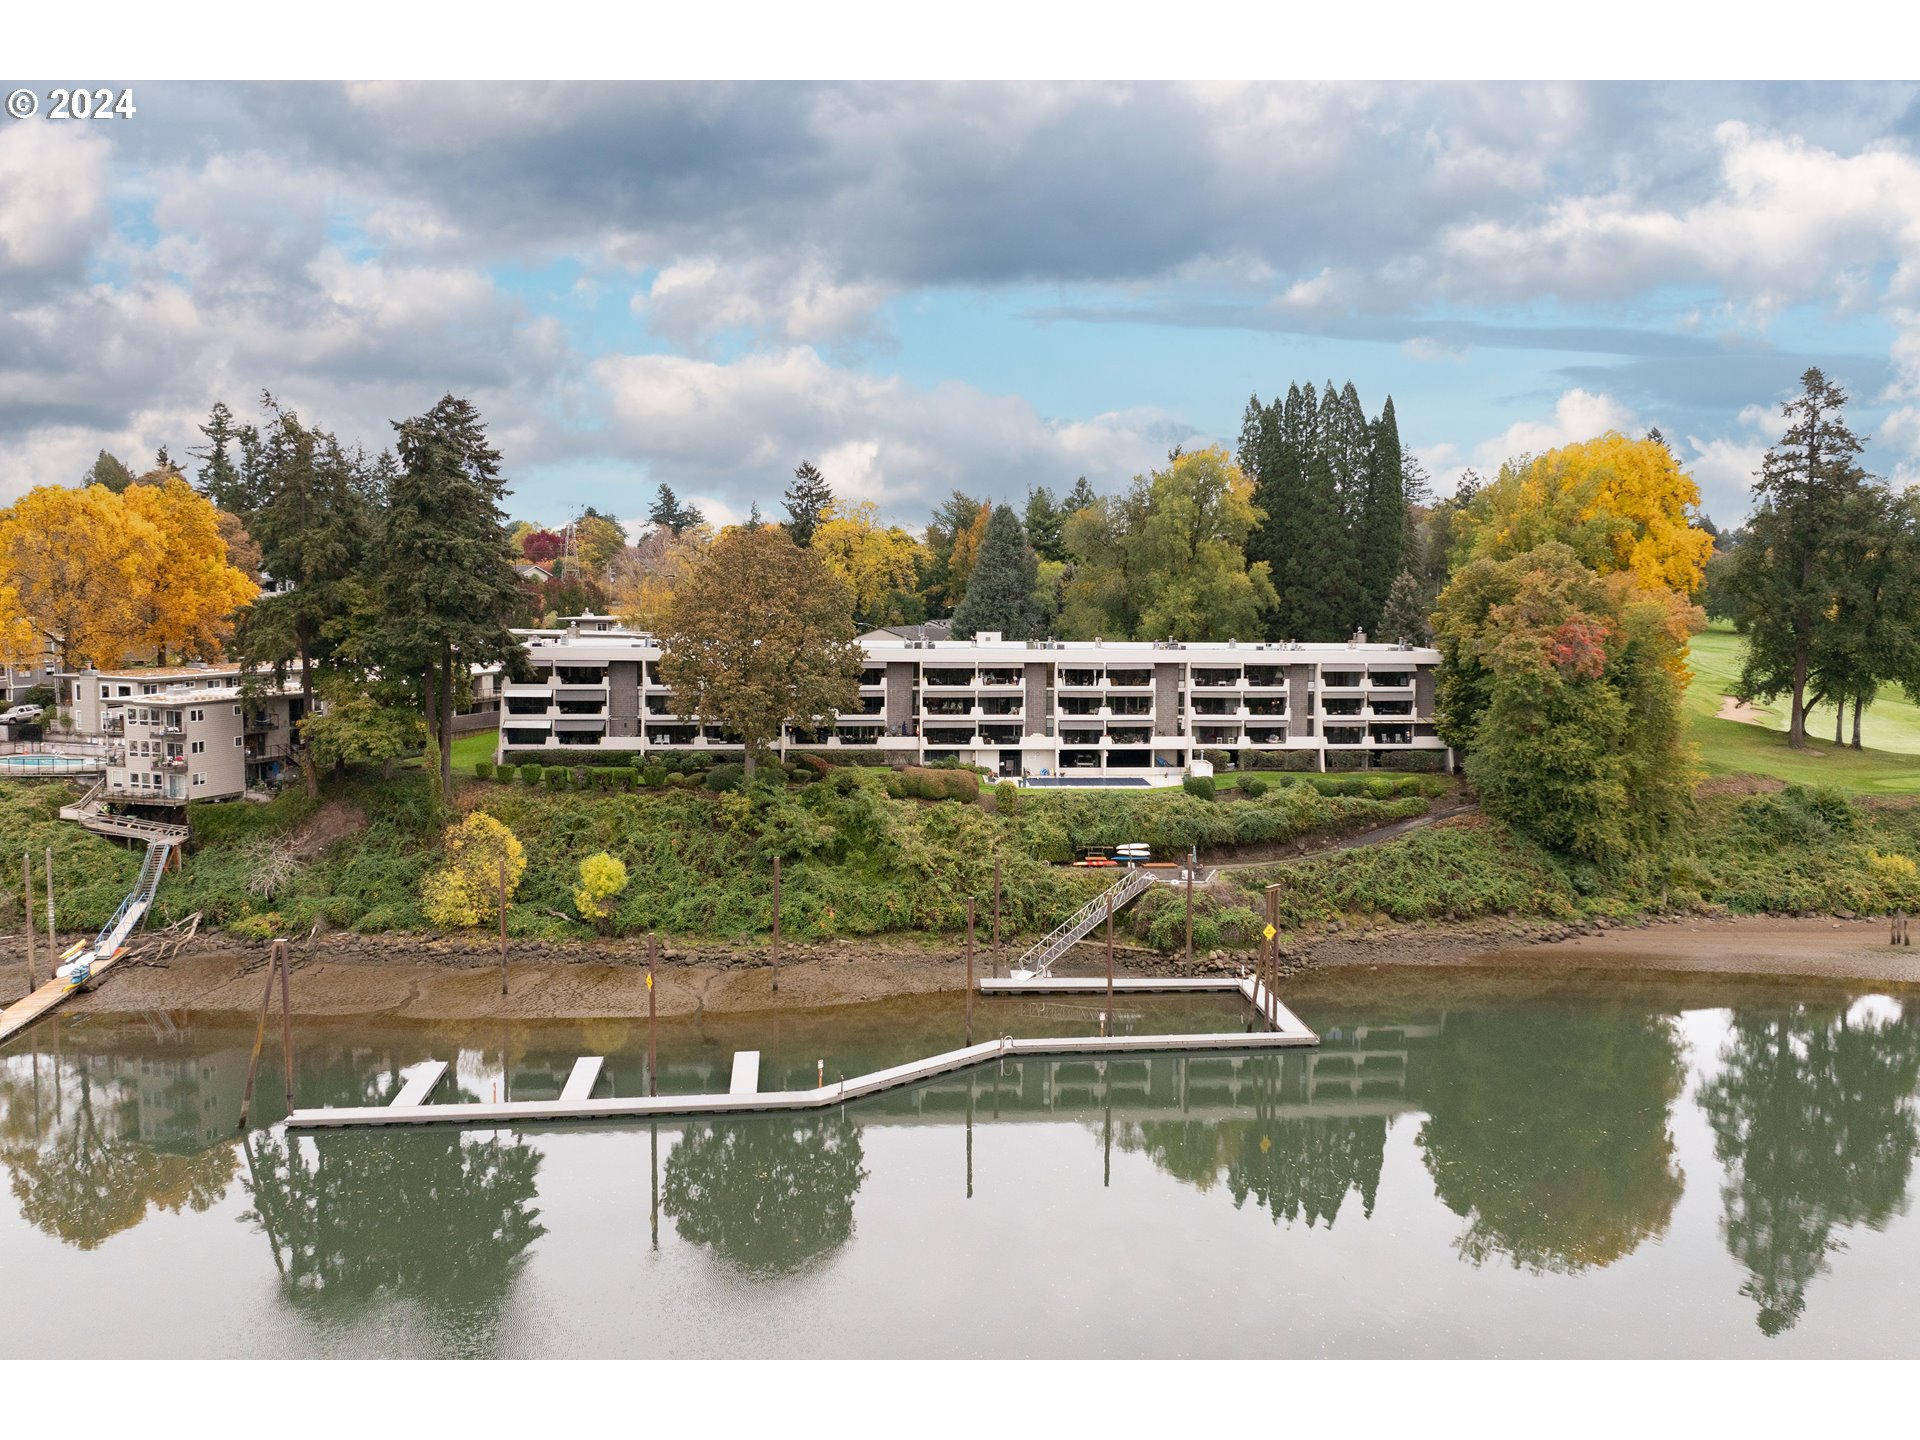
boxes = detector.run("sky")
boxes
[5,79,1920,534]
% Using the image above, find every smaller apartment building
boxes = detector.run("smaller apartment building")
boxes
[498,616,1448,776]
[72,663,308,804]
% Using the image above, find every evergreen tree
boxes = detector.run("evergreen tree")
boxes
[376,396,528,795]
[922,490,987,616]
[784,461,833,545]
[190,401,259,513]
[230,397,376,794]
[1379,569,1431,644]
[1727,368,1877,748]
[85,450,135,493]
[1064,475,1098,513]
[951,504,1041,639]
[647,483,705,537]
[1357,395,1407,631]
[1024,485,1067,562]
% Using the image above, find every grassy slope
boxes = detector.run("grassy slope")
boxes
[1685,623,1920,795]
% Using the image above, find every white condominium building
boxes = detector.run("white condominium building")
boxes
[499,615,1448,778]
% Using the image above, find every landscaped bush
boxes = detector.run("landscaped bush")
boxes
[474,759,495,780]
[1182,775,1216,800]
[495,747,643,769]
[994,780,1019,813]
[665,772,691,788]
[887,765,980,802]
[1241,775,1270,798]
[1324,749,1368,771]
[1244,749,1319,772]
[542,765,571,791]
[706,763,747,792]
[789,747,891,767]
[518,762,542,785]
[1375,748,1448,773]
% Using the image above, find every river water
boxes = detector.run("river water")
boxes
[2,969,1917,1358]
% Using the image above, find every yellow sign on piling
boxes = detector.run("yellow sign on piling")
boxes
[1262,923,1276,940]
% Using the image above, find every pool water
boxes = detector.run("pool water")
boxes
[2,971,1916,1358]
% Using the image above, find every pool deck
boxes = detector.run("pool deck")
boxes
[284,976,1316,1130]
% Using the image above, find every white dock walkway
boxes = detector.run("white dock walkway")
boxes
[389,1061,448,1108]
[560,1056,604,1102]
[285,977,1318,1131]
[729,1051,761,1094]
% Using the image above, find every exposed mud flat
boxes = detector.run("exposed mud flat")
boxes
[8,910,1914,1028]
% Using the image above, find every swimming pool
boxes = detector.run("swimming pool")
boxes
[0,753,101,775]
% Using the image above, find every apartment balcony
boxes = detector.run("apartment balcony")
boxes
[245,715,278,732]
[976,669,1023,688]
[922,728,977,746]
[1189,672,1240,688]
[159,756,187,772]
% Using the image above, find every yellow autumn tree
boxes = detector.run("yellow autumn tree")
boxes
[611,523,712,632]
[809,501,926,627]
[0,484,156,672]
[943,500,993,609]
[420,811,527,929]
[121,474,259,661]
[1455,433,1714,598]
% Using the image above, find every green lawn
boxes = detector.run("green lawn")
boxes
[1685,623,1920,794]
[450,728,498,772]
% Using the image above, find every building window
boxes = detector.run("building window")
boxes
[99,686,109,700]
[117,685,131,697]
[193,773,206,786]
[233,705,242,715]
[190,740,204,754]
[189,709,203,722]
[233,736,243,747]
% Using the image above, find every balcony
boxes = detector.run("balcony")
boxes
[1190,670,1239,688]
[977,669,1023,688]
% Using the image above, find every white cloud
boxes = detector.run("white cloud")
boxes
[1472,388,1639,469]
[592,346,1195,517]
[632,254,889,347]
[0,123,110,280]
[1401,336,1469,364]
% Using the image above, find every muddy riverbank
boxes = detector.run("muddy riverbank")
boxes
[7,911,1917,1025]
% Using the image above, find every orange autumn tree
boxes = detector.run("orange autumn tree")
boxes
[1455,432,1715,598]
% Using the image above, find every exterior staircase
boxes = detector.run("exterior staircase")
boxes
[1011,866,1155,979]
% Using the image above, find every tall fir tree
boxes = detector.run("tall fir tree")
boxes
[647,483,705,536]
[1024,485,1067,562]
[1064,475,1098,513]
[1727,368,1877,749]
[950,504,1041,639]
[377,396,528,795]
[1357,395,1407,632]
[784,461,833,545]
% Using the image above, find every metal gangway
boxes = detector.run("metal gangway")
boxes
[1,836,176,1043]
[1010,866,1155,979]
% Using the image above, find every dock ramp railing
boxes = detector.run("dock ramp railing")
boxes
[1012,866,1155,978]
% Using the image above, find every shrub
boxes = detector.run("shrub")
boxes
[666,772,691,788]
[995,780,1019,814]
[890,765,980,802]
[420,812,527,928]
[590,767,621,792]
[518,762,542,785]
[493,748,641,769]
[1374,748,1448,773]
[474,759,495,780]
[792,753,833,777]
[1182,775,1216,801]
[574,850,630,930]
[707,763,747,792]
[1244,749,1320,772]
[1324,749,1368,772]
[639,764,668,789]
[542,765,570,791]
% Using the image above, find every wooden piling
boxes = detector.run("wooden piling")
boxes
[498,855,509,995]
[23,851,37,990]
[1264,885,1280,1027]
[771,854,781,994]
[992,858,1001,950]
[236,950,279,1128]
[1184,845,1194,968]
[965,896,975,1046]
[1104,889,1115,1038]
[647,933,658,1097]
[276,938,295,1109]
[44,845,56,958]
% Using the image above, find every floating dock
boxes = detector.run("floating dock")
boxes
[285,976,1314,1130]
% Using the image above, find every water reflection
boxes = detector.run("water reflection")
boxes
[1699,1001,1920,1336]
[239,1128,545,1333]
[660,1113,867,1277]
[0,1034,241,1248]
[4,985,1918,1349]
[1413,1005,1687,1275]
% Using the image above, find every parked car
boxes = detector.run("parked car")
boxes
[0,703,45,724]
